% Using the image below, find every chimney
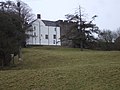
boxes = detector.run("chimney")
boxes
[37,14,41,19]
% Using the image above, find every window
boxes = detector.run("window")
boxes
[45,35,48,39]
[34,32,36,36]
[53,35,56,39]
[53,40,56,44]
[33,26,36,30]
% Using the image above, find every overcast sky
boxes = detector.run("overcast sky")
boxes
[9,0,120,30]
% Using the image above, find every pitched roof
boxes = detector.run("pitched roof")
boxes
[42,20,58,27]
[29,19,37,24]
[29,19,59,27]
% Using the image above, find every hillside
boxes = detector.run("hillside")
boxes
[0,47,120,90]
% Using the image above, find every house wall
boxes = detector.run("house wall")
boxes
[27,19,61,46]
[47,26,61,45]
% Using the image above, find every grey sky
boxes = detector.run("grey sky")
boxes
[10,0,120,30]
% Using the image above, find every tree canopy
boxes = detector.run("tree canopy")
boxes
[65,6,99,50]
[0,0,33,67]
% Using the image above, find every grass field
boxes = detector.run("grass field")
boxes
[0,46,120,90]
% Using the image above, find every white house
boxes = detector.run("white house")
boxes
[26,14,61,46]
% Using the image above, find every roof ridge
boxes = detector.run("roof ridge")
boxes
[42,20,58,27]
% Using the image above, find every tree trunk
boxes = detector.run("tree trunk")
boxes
[18,46,22,61]
[80,40,83,51]
[1,58,4,67]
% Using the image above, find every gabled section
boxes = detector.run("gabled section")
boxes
[26,14,61,46]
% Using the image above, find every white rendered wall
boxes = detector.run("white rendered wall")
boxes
[27,19,61,46]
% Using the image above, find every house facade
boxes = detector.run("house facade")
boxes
[26,14,61,46]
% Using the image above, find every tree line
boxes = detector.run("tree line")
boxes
[62,6,120,51]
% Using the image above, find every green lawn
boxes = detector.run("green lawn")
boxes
[0,46,120,90]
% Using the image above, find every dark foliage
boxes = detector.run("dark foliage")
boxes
[0,0,33,67]
[0,12,22,66]
[114,37,120,50]
[65,10,99,50]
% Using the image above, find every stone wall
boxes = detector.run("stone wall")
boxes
[57,20,77,47]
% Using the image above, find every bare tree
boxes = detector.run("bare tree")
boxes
[98,30,116,43]
[116,27,120,37]
[114,27,120,50]
[98,29,117,50]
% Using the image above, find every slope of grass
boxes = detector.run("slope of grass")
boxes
[0,46,120,90]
